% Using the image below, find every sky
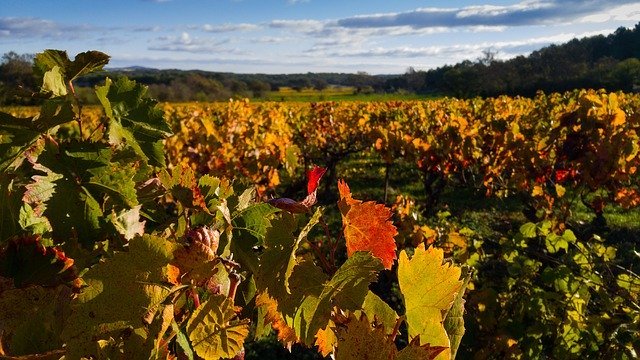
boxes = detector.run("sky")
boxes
[1,0,640,74]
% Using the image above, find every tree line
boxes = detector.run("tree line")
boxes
[1,23,638,105]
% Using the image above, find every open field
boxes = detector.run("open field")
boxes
[262,86,429,102]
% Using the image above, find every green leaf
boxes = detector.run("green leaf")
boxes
[0,112,41,172]
[301,252,383,344]
[34,49,109,82]
[545,233,569,254]
[199,175,233,211]
[61,235,177,359]
[96,77,172,167]
[18,203,51,234]
[443,268,471,359]
[257,209,321,299]
[0,173,25,243]
[361,291,399,333]
[35,141,139,247]
[562,229,577,243]
[42,66,68,97]
[33,50,72,81]
[234,202,280,244]
[0,285,71,356]
[67,51,110,81]
[173,320,195,360]
[256,212,298,299]
[520,222,537,238]
[22,163,63,217]
[186,295,249,360]
[236,187,256,212]
[398,245,463,360]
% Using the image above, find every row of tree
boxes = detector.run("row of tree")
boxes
[396,24,640,97]
[1,24,638,104]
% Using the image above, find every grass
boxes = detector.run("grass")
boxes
[260,86,430,102]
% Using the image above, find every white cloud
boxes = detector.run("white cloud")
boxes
[322,29,617,60]
[201,23,259,32]
[149,32,234,53]
[0,17,93,39]
[336,0,639,29]
[578,3,640,23]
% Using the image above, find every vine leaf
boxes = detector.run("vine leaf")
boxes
[256,292,299,344]
[398,244,463,360]
[185,295,250,360]
[36,140,139,247]
[0,285,72,356]
[307,166,327,194]
[334,313,396,360]
[338,180,398,269]
[257,209,321,298]
[61,235,178,359]
[257,259,327,346]
[333,313,446,360]
[299,252,383,345]
[396,337,448,360]
[0,236,78,289]
[443,269,471,359]
[33,49,110,83]
[41,66,67,97]
[315,322,338,357]
[159,165,210,213]
[1,173,26,242]
[109,205,146,240]
[361,291,399,333]
[267,166,326,213]
[96,76,172,167]
[260,255,382,348]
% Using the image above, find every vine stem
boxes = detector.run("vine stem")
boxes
[318,213,338,273]
[389,315,405,342]
[68,80,84,139]
[308,239,334,275]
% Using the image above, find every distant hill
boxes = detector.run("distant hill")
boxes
[1,23,639,104]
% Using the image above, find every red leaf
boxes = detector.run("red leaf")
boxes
[338,180,398,269]
[267,197,311,213]
[555,169,570,183]
[267,166,325,213]
[307,166,327,194]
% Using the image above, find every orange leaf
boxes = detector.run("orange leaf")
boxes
[615,188,640,209]
[338,180,398,269]
[256,292,298,344]
[315,323,337,357]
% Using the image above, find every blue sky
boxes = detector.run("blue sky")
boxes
[1,0,639,74]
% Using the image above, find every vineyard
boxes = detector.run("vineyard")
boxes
[0,50,639,359]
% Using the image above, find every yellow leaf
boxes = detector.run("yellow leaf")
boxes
[612,108,626,126]
[398,245,463,360]
[532,185,544,197]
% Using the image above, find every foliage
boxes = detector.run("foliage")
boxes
[0,49,467,360]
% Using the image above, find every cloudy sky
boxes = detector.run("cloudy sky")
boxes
[1,0,639,74]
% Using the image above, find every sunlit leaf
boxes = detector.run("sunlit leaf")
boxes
[398,245,463,359]
[338,180,397,269]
